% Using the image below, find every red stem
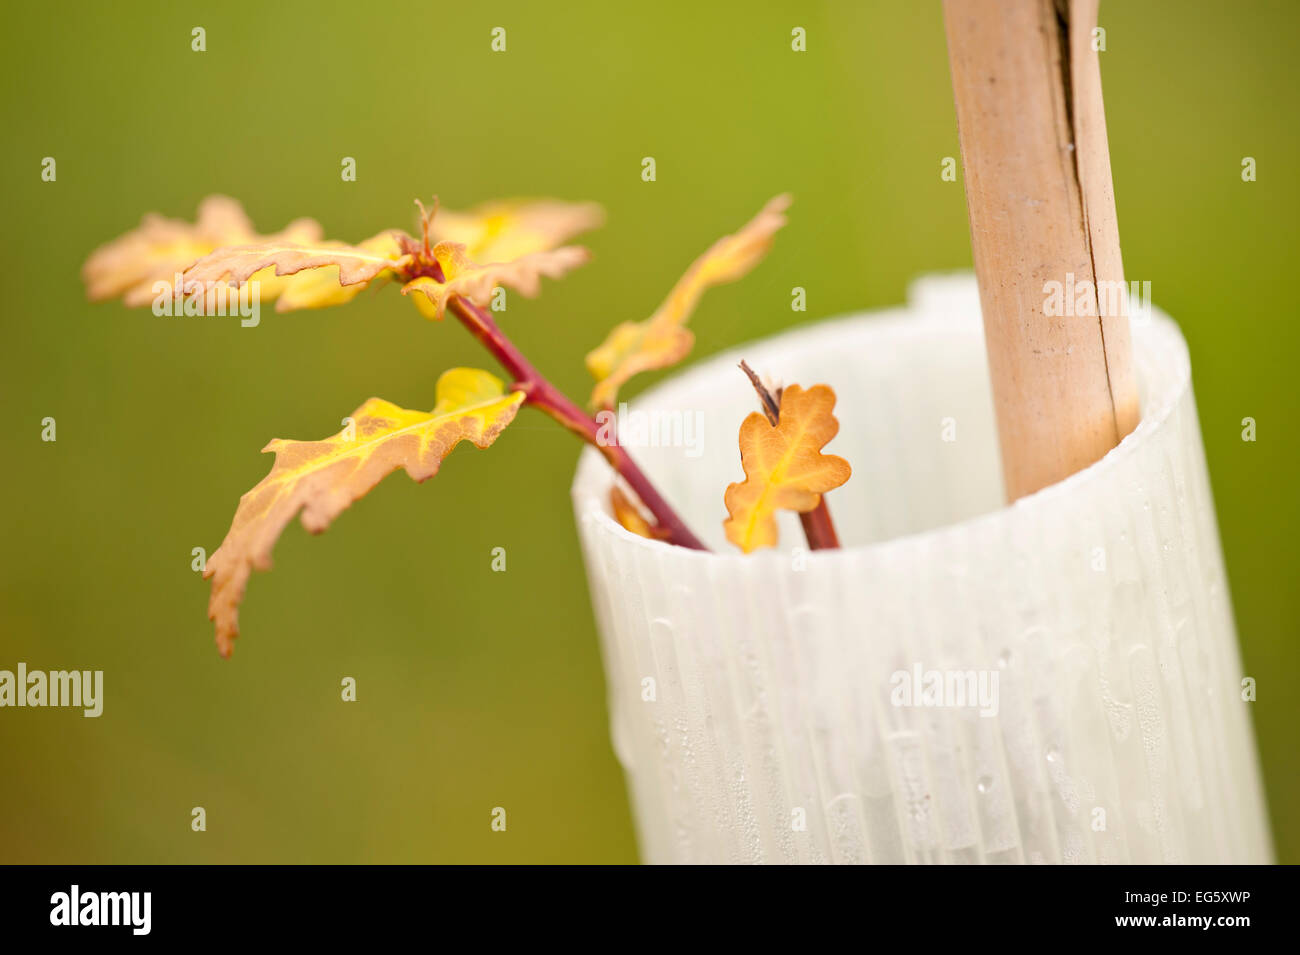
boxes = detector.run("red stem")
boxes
[798,504,840,551]
[447,295,708,551]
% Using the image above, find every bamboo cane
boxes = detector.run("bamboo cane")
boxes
[943,0,1139,500]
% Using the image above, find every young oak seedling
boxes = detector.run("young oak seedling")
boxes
[84,193,850,656]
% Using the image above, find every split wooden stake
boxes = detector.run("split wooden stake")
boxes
[943,0,1139,501]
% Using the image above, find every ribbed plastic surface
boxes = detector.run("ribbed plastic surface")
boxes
[571,276,1272,864]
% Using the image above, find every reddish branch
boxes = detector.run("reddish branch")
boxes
[738,360,841,551]
[447,295,707,550]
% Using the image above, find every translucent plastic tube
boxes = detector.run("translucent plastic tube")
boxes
[571,275,1272,864]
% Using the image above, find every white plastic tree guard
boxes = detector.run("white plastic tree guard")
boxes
[571,275,1272,864]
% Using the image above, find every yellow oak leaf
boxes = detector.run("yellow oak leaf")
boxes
[82,195,324,307]
[723,383,851,554]
[609,485,668,540]
[430,198,604,263]
[401,240,590,320]
[204,367,525,657]
[182,238,412,296]
[274,231,406,312]
[586,194,791,409]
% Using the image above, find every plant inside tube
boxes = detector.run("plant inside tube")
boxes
[83,193,851,657]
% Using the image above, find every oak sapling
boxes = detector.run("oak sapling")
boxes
[83,192,851,657]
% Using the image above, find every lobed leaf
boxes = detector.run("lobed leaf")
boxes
[431,198,605,263]
[82,195,323,307]
[723,383,850,554]
[274,231,407,312]
[88,195,599,320]
[204,368,525,657]
[401,241,590,320]
[182,238,411,296]
[585,194,791,409]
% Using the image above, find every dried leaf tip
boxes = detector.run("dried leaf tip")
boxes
[738,360,781,425]
[414,196,440,257]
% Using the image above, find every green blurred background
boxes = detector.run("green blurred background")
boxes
[1,1,1295,863]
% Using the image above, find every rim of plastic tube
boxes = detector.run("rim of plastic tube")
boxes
[571,283,1192,566]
